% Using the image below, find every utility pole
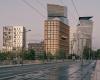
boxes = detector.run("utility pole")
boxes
[21,29,31,66]
[80,38,84,80]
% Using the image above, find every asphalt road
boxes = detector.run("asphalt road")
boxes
[0,60,96,80]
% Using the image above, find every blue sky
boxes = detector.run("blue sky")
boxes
[0,0,100,50]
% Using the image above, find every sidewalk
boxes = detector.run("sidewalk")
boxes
[0,60,42,68]
[0,60,74,68]
[92,60,100,80]
[0,60,87,68]
[0,64,21,68]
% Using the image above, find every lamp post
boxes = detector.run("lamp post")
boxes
[21,29,31,65]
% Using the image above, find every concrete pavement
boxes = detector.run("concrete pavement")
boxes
[0,60,96,80]
[0,62,74,80]
[92,60,100,80]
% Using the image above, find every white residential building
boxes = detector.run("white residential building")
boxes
[69,26,77,54]
[75,17,93,56]
[3,26,26,52]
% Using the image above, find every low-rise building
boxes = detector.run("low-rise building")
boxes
[28,42,44,57]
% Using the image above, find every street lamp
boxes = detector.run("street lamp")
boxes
[26,29,31,32]
[21,29,31,65]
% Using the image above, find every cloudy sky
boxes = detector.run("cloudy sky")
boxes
[0,0,100,50]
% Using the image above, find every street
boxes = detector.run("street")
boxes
[0,60,96,80]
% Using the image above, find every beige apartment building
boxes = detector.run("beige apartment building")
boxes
[44,20,69,56]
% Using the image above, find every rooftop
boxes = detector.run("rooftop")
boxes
[79,16,93,20]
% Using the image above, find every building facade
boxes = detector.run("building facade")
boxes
[69,27,77,55]
[44,4,69,57]
[72,17,93,56]
[44,20,69,56]
[28,42,44,57]
[77,17,93,55]
[3,26,26,52]
[47,4,68,24]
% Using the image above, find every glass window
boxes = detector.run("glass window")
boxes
[48,27,51,30]
[51,21,54,24]
[48,21,50,24]
[53,35,57,38]
[50,40,54,44]
[47,40,51,44]
[51,26,54,29]
[54,27,57,30]
[47,35,51,39]
[50,35,53,38]
[54,22,57,25]
[50,31,54,34]
[48,30,51,33]
[54,40,58,44]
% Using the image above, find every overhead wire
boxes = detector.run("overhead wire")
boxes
[70,0,80,17]
[21,0,45,43]
[21,0,46,18]
[56,0,63,5]
[35,0,47,10]
[58,0,76,25]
